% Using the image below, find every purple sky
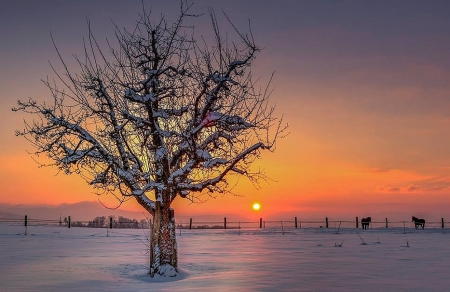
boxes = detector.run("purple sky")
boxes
[2,1,450,220]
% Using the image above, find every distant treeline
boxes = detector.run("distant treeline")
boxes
[69,216,150,229]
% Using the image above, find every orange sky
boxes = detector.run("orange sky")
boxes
[2,1,450,222]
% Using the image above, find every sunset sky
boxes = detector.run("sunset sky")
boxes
[2,1,450,222]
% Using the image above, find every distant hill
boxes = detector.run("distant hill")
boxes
[0,201,148,222]
[0,201,255,224]
[0,210,22,220]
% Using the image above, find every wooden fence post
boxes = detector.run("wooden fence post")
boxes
[356,217,359,229]
[385,218,388,228]
[260,218,263,228]
[109,216,113,229]
[189,218,192,230]
[442,218,445,229]
[224,217,227,229]
[68,216,71,228]
[24,215,28,235]
[325,217,329,228]
[295,217,298,229]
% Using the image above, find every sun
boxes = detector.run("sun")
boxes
[252,202,261,211]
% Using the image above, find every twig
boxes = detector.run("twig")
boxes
[357,233,367,245]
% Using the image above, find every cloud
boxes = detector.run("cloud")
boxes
[387,187,400,192]
[379,183,450,194]
[373,167,394,173]
[377,186,400,192]
[406,185,420,192]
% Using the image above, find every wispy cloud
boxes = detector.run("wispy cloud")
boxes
[379,182,450,194]
[406,185,420,192]
[373,167,394,173]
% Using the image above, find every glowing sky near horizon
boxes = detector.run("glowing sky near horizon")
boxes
[2,1,450,220]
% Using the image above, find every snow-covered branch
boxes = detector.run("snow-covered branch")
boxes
[176,142,266,192]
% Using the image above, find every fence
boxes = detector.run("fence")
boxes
[0,215,149,229]
[1,215,449,230]
[177,217,448,230]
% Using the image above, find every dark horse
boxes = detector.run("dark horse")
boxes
[412,216,425,229]
[361,217,371,230]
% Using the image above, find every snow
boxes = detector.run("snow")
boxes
[155,147,167,161]
[124,88,156,103]
[139,193,156,209]
[2,225,450,291]
[196,149,211,160]
[230,60,246,67]
[168,161,195,183]
[204,158,227,168]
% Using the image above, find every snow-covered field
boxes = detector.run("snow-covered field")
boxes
[1,225,450,292]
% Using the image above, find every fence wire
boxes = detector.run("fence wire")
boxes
[1,216,447,230]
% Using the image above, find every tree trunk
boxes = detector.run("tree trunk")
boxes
[149,202,178,277]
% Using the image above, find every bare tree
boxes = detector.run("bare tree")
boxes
[13,3,286,277]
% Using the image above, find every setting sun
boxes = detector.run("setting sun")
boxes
[252,203,261,211]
